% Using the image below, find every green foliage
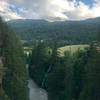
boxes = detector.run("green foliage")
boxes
[28,39,100,100]
[8,18,100,45]
[0,17,29,100]
[0,88,11,100]
[46,62,67,100]
[79,45,100,100]
[72,49,89,100]
[29,41,50,87]
[42,43,65,100]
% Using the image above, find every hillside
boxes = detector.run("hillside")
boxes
[7,17,100,45]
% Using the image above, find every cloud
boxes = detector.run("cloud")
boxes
[0,0,100,21]
[0,1,24,20]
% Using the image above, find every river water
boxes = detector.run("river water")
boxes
[28,79,48,100]
[26,64,48,100]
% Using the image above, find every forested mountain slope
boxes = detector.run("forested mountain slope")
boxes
[7,17,100,44]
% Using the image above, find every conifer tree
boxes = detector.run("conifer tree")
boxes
[79,45,100,100]
[29,41,49,87]
[72,50,89,100]
[45,45,69,100]
[0,17,29,100]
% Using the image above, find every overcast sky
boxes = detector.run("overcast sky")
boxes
[0,0,100,21]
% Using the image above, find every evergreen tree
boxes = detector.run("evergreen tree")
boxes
[63,51,74,100]
[0,17,29,100]
[72,50,89,100]
[79,45,100,100]
[0,17,11,100]
[29,41,50,87]
[46,61,66,100]
[0,17,7,56]
[45,45,63,100]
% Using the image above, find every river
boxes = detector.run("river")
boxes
[26,64,48,100]
[28,79,48,100]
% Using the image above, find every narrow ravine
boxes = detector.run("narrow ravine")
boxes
[26,63,48,100]
[28,79,48,100]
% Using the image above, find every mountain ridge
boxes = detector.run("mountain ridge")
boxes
[7,17,100,45]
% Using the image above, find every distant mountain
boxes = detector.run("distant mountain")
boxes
[7,17,100,45]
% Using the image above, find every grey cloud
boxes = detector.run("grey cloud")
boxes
[1,0,100,21]
[6,0,69,20]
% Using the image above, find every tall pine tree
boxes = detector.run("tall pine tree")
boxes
[79,43,100,100]
[0,17,29,100]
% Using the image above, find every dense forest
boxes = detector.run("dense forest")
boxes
[28,39,100,100]
[8,17,100,46]
[0,16,100,100]
[0,17,29,100]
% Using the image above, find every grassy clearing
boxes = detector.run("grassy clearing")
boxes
[23,44,89,56]
[58,44,89,56]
